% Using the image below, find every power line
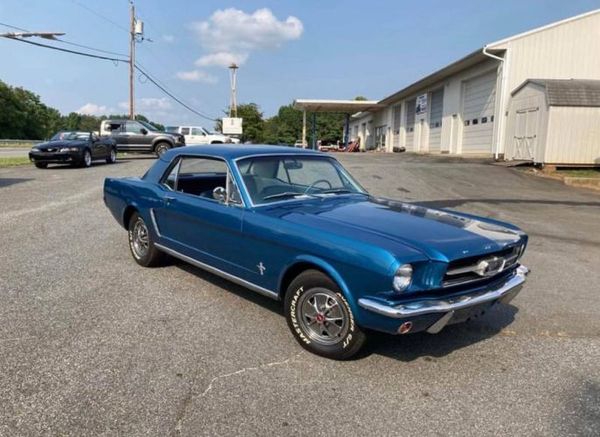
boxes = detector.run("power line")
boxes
[134,64,217,121]
[54,38,128,57]
[0,20,127,57]
[69,0,129,33]
[1,33,218,121]
[0,21,28,32]
[2,35,128,63]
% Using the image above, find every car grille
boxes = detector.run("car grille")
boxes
[442,245,523,287]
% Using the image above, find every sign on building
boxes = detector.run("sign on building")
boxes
[222,117,243,135]
[416,94,428,115]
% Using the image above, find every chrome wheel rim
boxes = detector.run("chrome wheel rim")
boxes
[110,149,116,162]
[157,145,167,156]
[131,218,149,258]
[84,151,91,166]
[297,288,349,345]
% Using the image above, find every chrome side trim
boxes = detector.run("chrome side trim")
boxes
[154,243,280,300]
[358,265,529,318]
[149,209,162,237]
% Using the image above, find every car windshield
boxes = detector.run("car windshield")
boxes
[165,126,178,133]
[50,131,89,141]
[236,155,367,205]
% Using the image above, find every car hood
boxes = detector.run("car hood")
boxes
[260,196,525,262]
[34,140,87,149]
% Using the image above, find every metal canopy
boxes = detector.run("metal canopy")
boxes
[293,99,386,113]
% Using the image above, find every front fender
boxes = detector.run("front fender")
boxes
[279,254,362,321]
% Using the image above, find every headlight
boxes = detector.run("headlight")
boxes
[393,264,413,292]
[31,147,40,152]
[59,147,79,152]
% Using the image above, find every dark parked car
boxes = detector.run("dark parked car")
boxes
[104,145,529,359]
[100,119,185,157]
[29,131,117,169]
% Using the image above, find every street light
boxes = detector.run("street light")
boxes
[0,32,65,39]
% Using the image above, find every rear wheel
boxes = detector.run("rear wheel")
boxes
[284,270,366,360]
[155,142,171,157]
[128,212,165,267]
[106,147,117,164]
[34,162,48,169]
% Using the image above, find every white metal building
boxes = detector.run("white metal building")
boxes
[349,9,600,164]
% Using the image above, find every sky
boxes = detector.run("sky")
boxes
[0,0,598,127]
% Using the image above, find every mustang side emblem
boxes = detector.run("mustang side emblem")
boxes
[257,262,266,276]
[474,256,506,277]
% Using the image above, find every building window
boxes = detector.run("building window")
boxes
[464,120,470,126]
[481,117,488,124]
[472,119,479,125]
[490,115,494,122]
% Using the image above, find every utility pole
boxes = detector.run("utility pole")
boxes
[228,63,238,117]
[129,1,135,120]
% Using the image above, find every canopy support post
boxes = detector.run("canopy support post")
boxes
[311,112,317,150]
[344,113,350,148]
[302,109,307,147]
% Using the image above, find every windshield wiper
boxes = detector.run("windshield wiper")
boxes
[262,192,307,201]
[320,188,366,195]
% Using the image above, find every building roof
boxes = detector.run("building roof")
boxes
[161,144,321,161]
[293,99,387,113]
[513,79,600,107]
[371,9,600,109]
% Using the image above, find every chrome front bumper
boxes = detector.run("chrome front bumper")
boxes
[358,266,529,332]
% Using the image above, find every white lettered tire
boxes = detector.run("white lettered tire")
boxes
[284,269,366,360]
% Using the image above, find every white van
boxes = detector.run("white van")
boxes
[165,126,239,145]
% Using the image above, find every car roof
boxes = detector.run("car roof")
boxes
[162,144,322,161]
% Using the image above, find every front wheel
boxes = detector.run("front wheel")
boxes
[106,147,117,164]
[284,270,366,360]
[80,149,92,168]
[128,212,165,267]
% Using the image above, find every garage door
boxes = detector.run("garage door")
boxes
[461,71,497,153]
[405,99,416,151]
[428,89,443,152]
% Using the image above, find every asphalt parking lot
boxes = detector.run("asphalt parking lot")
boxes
[1,153,599,436]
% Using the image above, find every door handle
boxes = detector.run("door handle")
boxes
[164,195,176,205]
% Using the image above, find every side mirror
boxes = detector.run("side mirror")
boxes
[212,186,227,203]
[140,128,148,135]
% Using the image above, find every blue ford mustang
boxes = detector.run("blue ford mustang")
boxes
[104,145,529,359]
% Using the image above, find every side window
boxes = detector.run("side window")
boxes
[191,128,204,135]
[125,121,144,134]
[162,156,241,204]
[181,127,190,135]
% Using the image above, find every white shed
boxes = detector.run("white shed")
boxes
[506,79,600,166]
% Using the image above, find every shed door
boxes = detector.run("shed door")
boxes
[428,89,444,152]
[461,71,497,153]
[405,99,416,151]
[512,107,539,160]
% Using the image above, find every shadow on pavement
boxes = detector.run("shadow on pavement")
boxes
[173,258,520,362]
[0,177,33,188]
[361,304,518,362]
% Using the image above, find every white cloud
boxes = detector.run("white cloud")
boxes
[162,34,175,43]
[195,52,248,68]
[119,97,172,111]
[76,103,108,115]
[175,70,218,83]
[190,8,303,68]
